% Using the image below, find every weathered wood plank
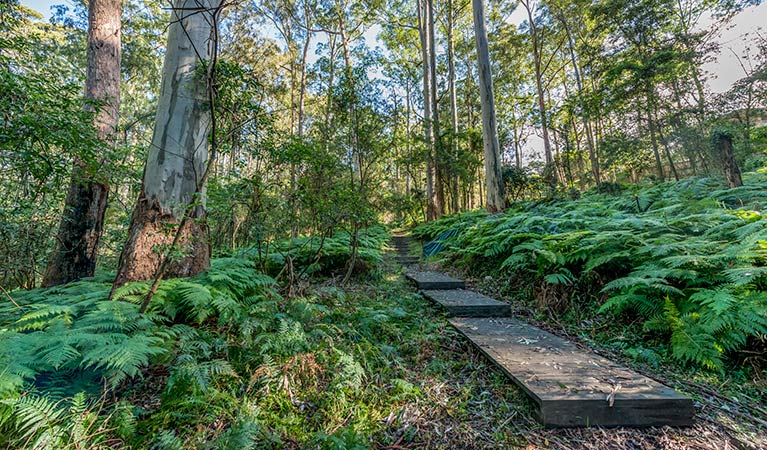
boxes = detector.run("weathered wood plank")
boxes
[449,317,695,428]
[422,289,510,317]
[396,256,420,264]
[405,271,465,290]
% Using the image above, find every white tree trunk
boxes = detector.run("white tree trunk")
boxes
[447,0,460,213]
[472,0,505,212]
[144,0,217,216]
[114,0,220,284]
[418,0,437,220]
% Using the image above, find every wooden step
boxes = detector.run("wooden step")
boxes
[449,317,695,428]
[405,271,465,290]
[396,256,420,264]
[422,289,511,317]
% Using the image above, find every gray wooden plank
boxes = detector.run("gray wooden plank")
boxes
[422,289,511,317]
[405,271,465,290]
[397,257,420,264]
[449,317,695,428]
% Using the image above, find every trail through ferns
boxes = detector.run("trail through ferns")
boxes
[415,172,767,374]
[1,180,767,447]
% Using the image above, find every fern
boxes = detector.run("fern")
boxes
[417,171,767,371]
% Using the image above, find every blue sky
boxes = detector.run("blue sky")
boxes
[23,0,58,19]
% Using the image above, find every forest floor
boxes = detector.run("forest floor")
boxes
[410,259,767,450]
[3,234,765,448]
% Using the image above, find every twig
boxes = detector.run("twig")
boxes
[0,283,24,312]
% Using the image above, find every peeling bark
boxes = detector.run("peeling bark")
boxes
[113,0,219,285]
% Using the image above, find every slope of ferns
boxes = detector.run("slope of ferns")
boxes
[414,173,767,372]
[0,228,390,449]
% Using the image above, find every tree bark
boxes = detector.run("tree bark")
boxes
[472,0,504,212]
[418,0,437,220]
[427,0,444,217]
[297,21,311,138]
[715,132,743,188]
[338,11,362,184]
[43,0,120,287]
[643,86,665,182]
[522,0,555,185]
[113,0,219,285]
[447,0,460,214]
[559,13,600,185]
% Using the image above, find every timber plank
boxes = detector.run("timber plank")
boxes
[422,289,511,317]
[396,257,420,265]
[449,317,695,428]
[405,271,465,290]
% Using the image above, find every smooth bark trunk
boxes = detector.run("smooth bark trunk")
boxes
[560,14,600,185]
[427,0,444,217]
[447,0,460,213]
[472,0,504,212]
[114,0,219,285]
[418,0,437,220]
[522,0,555,185]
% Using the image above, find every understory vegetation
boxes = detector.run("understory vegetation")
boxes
[414,172,767,375]
[1,230,446,449]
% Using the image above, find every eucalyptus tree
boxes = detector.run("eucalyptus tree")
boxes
[378,7,424,205]
[43,0,121,286]
[417,0,439,219]
[0,2,101,289]
[491,23,535,169]
[472,0,505,211]
[445,0,460,212]
[114,0,224,289]
[546,0,601,184]
[588,0,680,181]
[520,0,557,185]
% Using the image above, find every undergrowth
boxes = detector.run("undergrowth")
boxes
[3,227,487,448]
[0,225,529,449]
[245,225,389,278]
[414,172,767,374]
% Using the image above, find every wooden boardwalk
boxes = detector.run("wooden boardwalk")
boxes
[422,289,511,317]
[397,235,694,428]
[391,234,420,266]
[450,317,694,427]
[404,271,465,290]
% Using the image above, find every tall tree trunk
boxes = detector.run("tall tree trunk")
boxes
[43,0,120,287]
[472,0,504,212]
[559,13,600,185]
[522,0,555,185]
[418,0,437,220]
[324,33,337,141]
[642,105,665,182]
[113,0,219,285]
[427,0,444,217]
[649,90,679,181]
[447,0,460,214]
[297,31,311,138]
[405,77,412,195]
[338,11,362,185]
